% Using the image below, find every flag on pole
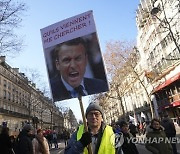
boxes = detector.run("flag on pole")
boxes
[141,112,146,118]
[129,115,135,121]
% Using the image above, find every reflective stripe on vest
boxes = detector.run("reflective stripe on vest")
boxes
[77,125,115,154]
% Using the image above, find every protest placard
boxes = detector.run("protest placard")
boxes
[40,10,109,102]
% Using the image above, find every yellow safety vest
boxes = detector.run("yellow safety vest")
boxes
[77,125,115,154]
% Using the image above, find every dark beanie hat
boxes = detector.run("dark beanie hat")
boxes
[85,103,103,117]
[119,121,128,128]
[23,124,33,132]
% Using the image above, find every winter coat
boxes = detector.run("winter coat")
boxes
[129,123,137,137]
[161,117,176,138]
[0,133,13,154]
[121,132,139,154]
[64,123,117,154]
[15,130,33,154]
[32,136,50,154]
[63,131,70,140]
[145,125,173,154]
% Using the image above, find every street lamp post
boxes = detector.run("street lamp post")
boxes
[32,116,38,129]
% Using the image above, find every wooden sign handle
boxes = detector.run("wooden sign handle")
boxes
[78,95,93,154]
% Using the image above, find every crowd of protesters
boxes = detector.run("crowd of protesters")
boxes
[112,113,179,154]
[0,113,179,154]
[0,123,71,154]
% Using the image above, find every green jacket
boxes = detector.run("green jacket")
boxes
[145,125,173,154]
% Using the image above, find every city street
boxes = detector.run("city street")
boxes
[50,127,180,154]
[50,143,151,154]
[0,1,179,154]
[50,148,64,154]
[50,142,180,154]
[49,142,171,154]
[50,142,65,154]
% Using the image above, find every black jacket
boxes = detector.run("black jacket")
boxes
[15,130,33,154]
[161,117,176,137]
[0,133,13,154]
[121,132,139,154]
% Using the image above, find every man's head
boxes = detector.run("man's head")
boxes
[23,124,33,135]
[55,37,88,88]
[37,128,43,136]
[150,118,160,130]
[86,103,104,129]
[119,121,129,134]
[163,112,168,118]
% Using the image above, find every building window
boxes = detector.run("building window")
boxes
[161,58,167,69]
[7,92,11,101]
[166,53,173,66]
[15,90,18,103]
[149,51,155,61]
[171,85,177,95]
[11,106,14,112]
[12,85,15,92]
[7,82,11,90]
[177,82,180,93]
[3,80,7,87]
[157,62,161,73]
[3,104,6,109]
[173,48,180,59]
[12,94,15,102]
[8,105,10,111]
[161,38,167,49]
[166,33,173,43]
[3,90,6,99]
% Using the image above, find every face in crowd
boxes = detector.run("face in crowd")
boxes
[37,129,43,137]
[55,40,88,88]
[86,110,103,129]
[122,124,129,134]
[27,129,33,136]
[152,120,160,130]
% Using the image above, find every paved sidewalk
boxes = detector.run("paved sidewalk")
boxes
[50,140,65,150]
[50,141,65,154]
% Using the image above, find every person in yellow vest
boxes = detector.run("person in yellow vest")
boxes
[64,102,118,154]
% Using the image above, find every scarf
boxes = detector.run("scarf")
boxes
[35,135,47,154]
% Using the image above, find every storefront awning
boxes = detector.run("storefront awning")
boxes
[159,100,180,110]
[171,100,180,107]
[153,72,180,93]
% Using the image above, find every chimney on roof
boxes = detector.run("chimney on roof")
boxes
[0,56,6,63]
[13,68,19,73]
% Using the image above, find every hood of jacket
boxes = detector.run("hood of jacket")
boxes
[161,117,173,123]
[146,125,164,133]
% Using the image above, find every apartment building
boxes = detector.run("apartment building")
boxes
[136,0,180,119]
[0,56,63,135]
[103,0,180,124]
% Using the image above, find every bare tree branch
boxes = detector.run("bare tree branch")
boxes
[0,0,27,56]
